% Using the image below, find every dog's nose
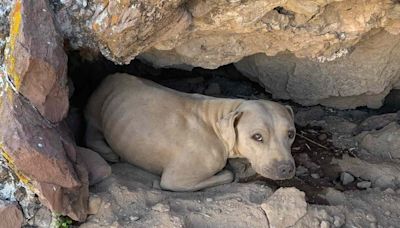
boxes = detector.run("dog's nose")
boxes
[277,161,295,179]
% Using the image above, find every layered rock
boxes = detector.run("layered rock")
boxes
[0,0,89,221]
[53,0,400,68]
[50,0,400,108]
[235,30,400,109]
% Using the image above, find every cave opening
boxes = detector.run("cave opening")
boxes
[65,51,400,206]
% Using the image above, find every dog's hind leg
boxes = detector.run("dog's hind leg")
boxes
[85,123,120,162]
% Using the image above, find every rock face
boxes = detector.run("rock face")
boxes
[0,0,89,221]
[0,92,89,221]
[0,200,23,228]
[235,30,400,109]
[5,0,69,123]
[49,0,400,108]
[261,187,307,228]
[54,0,400,68]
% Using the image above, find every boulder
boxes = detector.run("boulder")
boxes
[5,0,69,122]
[235,31,400,109]
[357,122,400,160]
[0,87,88,221]
[261,187,307,228]
[49,0,400,69]
[0,200,23,228]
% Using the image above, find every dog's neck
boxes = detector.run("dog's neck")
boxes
[196,97,244,159]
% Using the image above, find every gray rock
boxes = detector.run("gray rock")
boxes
[357,181,372,189]
[261,187,307,228]
[295,165,309,176]
[235,31,400,109]
[340,172,355,185]
[357,122,400,160]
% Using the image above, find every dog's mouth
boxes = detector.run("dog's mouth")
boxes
[253,164,296,180]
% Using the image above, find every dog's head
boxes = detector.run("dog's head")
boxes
[217,100,296,180]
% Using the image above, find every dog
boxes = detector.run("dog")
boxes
[84,73,296,191]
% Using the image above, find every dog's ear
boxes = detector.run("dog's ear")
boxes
[285,105,294,119]
[216,111,243,152]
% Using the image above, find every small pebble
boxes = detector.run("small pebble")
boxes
[206,198,213,202]
[130,216,139,221]
[295,166,308,176]
[333,216,344,227]
[384,188,395,194]
[366,213,377,223]
[152,203,170,212]
[340,172,355,185]
[318,134,328,141]
[357,181,371,189]
[311,173,320,179]
[385,211,391,216]
[320,220,330,228]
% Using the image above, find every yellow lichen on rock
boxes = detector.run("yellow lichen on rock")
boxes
[5,0,22,90]
[0,146,33,190]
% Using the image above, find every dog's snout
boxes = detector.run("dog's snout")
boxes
[277,161,295,179]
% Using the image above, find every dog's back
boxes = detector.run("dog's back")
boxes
[85,73,223,174]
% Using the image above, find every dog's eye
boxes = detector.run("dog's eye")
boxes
[252,133,263,142]
[288,130,295,139]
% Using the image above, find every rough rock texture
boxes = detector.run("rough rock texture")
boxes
[333,155,400,188]
[357,122,400,159]
[0,200,23,228]
[235,30,400,109]
[49,0,400,108]
[53,0,400,68]
[0,90,88,221]
[261,187,307,228]
[80,162,400,227]
[5,0,69,122]
[81,163,272,228]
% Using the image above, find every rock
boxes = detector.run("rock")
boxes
[152,203,170,213]
[311,173,320,179]
[81,163,271,227]
[0,200,23,228]
[294,106,326,127]
[295,165,308,176]
[261,187,307,228]
[5,0,69,122]
[366,213,377,223]
[204,82,221,96]
[333,155,400,188]
[340,172,355,185]
[357,181,372,189]
[357,122,400,160]
[29,207,52,228]
[87,194,102,215]
[318,134,328,141]
[333,215,344,227]
[353,113,399,135]
[0,89,88,220]
[77,147,111,185]
[320,220,330,228]
[235,31,400,109]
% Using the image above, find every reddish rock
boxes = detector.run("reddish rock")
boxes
[0,200,23,228]
[5,0,68,123]
[0,92,88,221]
[77,147,112,186]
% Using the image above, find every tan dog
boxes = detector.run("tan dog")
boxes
[85,73,296,191]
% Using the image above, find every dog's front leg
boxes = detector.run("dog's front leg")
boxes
[159,169,234,192]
